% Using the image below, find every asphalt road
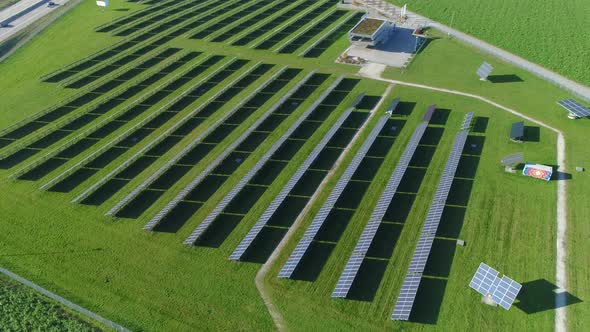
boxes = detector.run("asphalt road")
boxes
[0,0,68,43]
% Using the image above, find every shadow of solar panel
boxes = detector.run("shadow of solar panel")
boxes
[309,147,342,170]
[145,136,183,156]
[56,138,99,158]
[436,206,466,239]
[275,100,303,115]
[419,127,444,145]
[117,129,154,148]
[195,213,244,248]
[49,168,99,193]
[290,85,319,99]
[171,118,205,136]
[80,179,129,206]
[148,165,192,190]
[334,181,370,210]
[2,121,48,139]
[380,119,406,136]
[455,156,480,179]
[249,160,288,186]
[177,144,215,165]
[290,242,336,281]
[255,114,288,132]
[224,185,267,214]
[291,121,322,140]
[267,195,311,227]
[18,158,68,181]
[116,190,164,219]
[235,132,269,152]
[409,145,437,168]
[62,114,101,131]
[144,112,177,129]
[446,179,474,207]
[117,156,157,179]
[203,124,239,144]
[323,91,350,105]
[115,105,151,122]
[197,101,227,116]
[289,170,328,196]
[185,174,229,202]
[365,222,403,258]
[327,128,357,148]
[0,149,39,169]
[35,107,75,122]
[365,137,395,158]
[212,151,250,175]
[341,112,369,129]
[28,130,71,149]
[351,157,384,181]
[429,109,450,125]
[463,136,485,155]
[355,96,381,110]
[423,239,457,278]
[314,208,355,242]
[154,201,203,233]
[408,277,447,324]
[397,168,427,193]
[346,259,389,302]
[91,99,124,114]
[240,227,288,263]
[383,193,416,223]
[167,95,199,111]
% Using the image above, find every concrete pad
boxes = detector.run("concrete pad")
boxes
[359,62,387,78]
[347,44,412,67]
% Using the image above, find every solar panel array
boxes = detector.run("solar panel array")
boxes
[476,62,493,80]
[278,115,390,279]
[183,76,346,244]
[142,67,291,229]
[332,120,430,298]
[501,152,524,167]
[112,69,314,220]
[557,99,590,118]
[469,262,522,310]
[229,107,355,260]
[391,112,474,320]
[71,58,250,203]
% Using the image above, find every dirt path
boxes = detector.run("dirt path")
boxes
[365,74,568,332]
[255,85,394,331]
[256,71,568,331]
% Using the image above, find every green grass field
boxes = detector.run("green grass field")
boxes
[0,0,587,331]
[389,0,590,84]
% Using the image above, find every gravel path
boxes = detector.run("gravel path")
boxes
[255,85,394,331]
[365,72,568,332]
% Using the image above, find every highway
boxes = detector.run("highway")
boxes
[0,0,69,43]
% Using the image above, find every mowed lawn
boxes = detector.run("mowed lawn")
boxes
[0,0,587,331]
[389,0,590,84]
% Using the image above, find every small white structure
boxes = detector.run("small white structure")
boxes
[96,0,109,8]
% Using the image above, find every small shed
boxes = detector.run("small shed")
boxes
[349,16,391,47]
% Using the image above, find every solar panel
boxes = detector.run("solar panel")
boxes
[183,76,346,245]
[557,99,590,118]
[469,263,500,296]
[230,107,355,260]
[332,112,432,298]
[387,98,400,114]
[353,92,366,108]
[278,115,390,279]
[423,105,436,122]
[116,68,313,221]
[72,59,256,204]
[491,276,522,310]
[501,152,523,167]
[510,121,524,140]
[142,67,291,229]
[476,62,493,80]
[391,113,473,320]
